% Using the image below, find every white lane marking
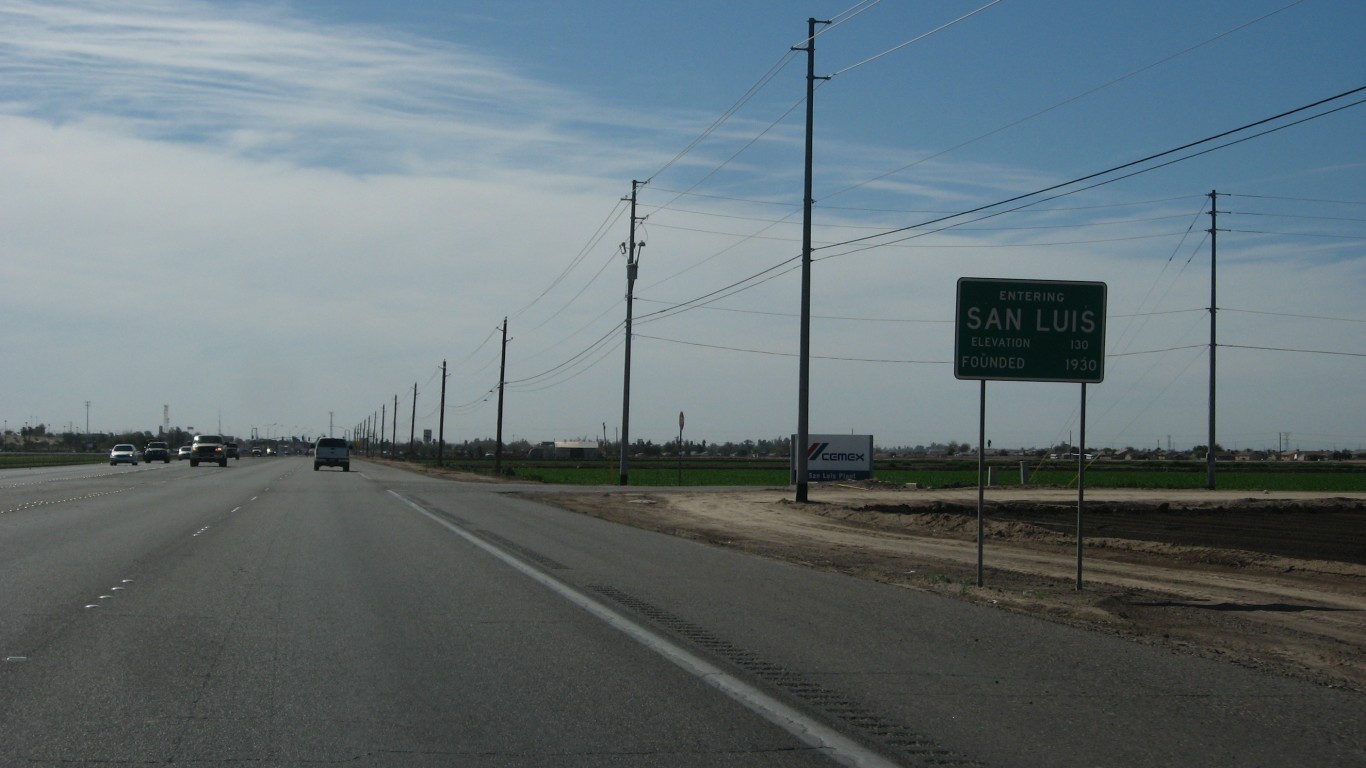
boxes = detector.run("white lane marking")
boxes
[1,487,133,515]
[387,489,898,768]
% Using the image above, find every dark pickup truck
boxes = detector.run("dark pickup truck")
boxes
[143,441,171,463]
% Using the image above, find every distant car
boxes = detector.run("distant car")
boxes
[177,445,193,461]
[143,441,171,463]
[109,444,139,466]
[251,447,262,457]
[226,443,240,460]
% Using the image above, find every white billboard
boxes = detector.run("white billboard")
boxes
[790,434,874,482]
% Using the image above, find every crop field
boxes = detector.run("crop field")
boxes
[455,457,1366,492]
[0,453,107,470]
[6,451,1362,491]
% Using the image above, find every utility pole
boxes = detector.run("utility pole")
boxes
[793,17,830,503]
[329,411,334,438]
[437,360,447,467]
[409,382,417,459]
[1207,189,1219,489]
[496,318,508,474]
[619,179,646,486]
[379,404,386,458]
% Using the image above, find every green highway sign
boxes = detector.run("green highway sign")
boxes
[954,277,1107,383]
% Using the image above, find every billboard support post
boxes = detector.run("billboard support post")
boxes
[977,380,986,588]
[1077,383,1087,590]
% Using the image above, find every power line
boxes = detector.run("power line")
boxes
[1222,307,1366,324]
[507,337,624,394]
[1223,228,1366,240]
[634,255,803,326]
[507,199,627,325]
[827,0,1005,78]
[634,297,951,324]
[1226,193,1366,206]
[811,85,1366,259]
[812,0,1310,207]
[1108,344,1207,357]
[1226,211,1366,224]
[646,51,798,182]
[1222,344,1366,358]
[503,321,624,388]
[636,333,950,365]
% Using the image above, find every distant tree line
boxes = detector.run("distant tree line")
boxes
[2,424,204,452]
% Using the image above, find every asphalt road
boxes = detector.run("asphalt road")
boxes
[1,458,1362,767]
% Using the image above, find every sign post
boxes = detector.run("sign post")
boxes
[678,411,685,486]
[955,277,1106,589]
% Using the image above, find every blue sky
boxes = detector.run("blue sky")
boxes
[2,0,1363,452]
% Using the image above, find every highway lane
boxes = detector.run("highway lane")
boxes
[383,464,1366,768]
[0,458,841,766]
[2,457,1364,767]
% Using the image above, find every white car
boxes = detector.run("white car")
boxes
[109,444,139,466]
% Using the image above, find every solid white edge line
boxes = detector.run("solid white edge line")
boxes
[386,489,899,768]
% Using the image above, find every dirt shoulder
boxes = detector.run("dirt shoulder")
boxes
[520,484,1366,692]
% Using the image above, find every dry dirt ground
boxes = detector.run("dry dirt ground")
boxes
[516,483,1366,693]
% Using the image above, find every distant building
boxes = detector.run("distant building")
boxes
[528,440,602,460]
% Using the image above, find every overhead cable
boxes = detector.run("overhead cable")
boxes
[813,85,1366,258]
[828,0,1006,78]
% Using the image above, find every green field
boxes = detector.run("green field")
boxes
[7,451,1361,492]
[442,457,1366,492]
[0,453,108,470]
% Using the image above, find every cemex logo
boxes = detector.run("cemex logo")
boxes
[807,442,864,462]
[792,434,873,482]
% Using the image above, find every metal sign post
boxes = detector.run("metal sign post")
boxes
[977,381,986,588]
[1077,384,1087,590]
[678,411,685,486]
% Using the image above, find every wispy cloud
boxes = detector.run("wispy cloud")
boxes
[0,0,638,175]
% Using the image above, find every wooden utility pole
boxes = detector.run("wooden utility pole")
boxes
[437,360,447,467]
[793,17,829,503]
[496,318,508,474]
[619,180,645,485]
[1207,190,1219,489]
[409,381,417,459]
